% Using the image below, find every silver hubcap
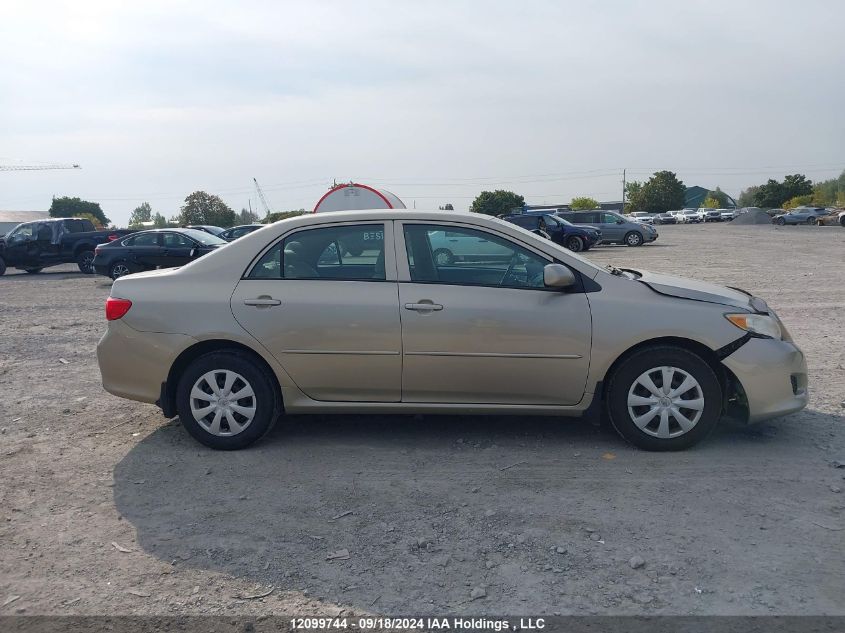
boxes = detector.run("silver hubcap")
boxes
[189,370,256,436]
[112,264,130,278]
[627,366,704,439]
[628,234,640,245]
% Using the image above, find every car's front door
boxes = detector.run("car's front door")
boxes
[231,222,402,402]
[124,232,164,269]
[395,222,592,405]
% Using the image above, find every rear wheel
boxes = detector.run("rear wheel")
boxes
[25,268,43,274]
[0,257,6,276]
[76,250,95,274]
[109,261,133,280]
[775,217,785,226]
[176,351,278,450]
[606,346,722,451]
[807,216,818,225]
[565,236,584,252]
[433,248,454,266]
[624,231,644,247]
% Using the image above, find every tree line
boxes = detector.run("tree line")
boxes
[467,169,845,216]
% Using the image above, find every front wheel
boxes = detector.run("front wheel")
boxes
[176,351,278,450]
[565,236,584,252]
[807,216,818,225]
[605,346,722,451]
[76,250,96,274]
[624,231,644,247]
[775,217,785,226]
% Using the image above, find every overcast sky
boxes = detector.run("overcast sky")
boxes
[1,0,843,225]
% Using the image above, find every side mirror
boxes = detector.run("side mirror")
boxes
[544,263,576,289]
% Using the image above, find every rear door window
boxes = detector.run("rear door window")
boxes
[249,224,386,281]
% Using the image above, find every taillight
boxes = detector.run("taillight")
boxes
[105,297,132,321]
[107,234,120,241]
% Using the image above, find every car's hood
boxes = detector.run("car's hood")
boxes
[635,270,760,311]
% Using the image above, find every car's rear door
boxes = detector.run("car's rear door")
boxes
[231,221,402,402]
[395,221,591,405]
[160,232,197,267]
[125,232,164,269]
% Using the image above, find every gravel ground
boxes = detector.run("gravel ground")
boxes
[1,222,843,617]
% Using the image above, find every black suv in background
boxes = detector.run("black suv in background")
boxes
[0,217,133,275]
[504,213,601,252]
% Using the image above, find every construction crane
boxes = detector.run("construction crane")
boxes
[0,163,81,172]
[253,178,272,215]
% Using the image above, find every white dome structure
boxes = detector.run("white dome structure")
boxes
[313,182,406,212]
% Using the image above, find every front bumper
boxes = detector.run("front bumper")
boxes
[721,337,808,423]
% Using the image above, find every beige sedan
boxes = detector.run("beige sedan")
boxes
[97,210,807,451]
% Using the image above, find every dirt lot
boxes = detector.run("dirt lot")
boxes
[1,222,844,617]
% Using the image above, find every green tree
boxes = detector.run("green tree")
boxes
[263,209,307,223]
[626,171,685,213]
[470,190,525,216]
[570,196,599,210]
[737,185,760,207]
[152,212,168,228]
[700,196,720,209]
[49,196,110,226]
[753,174,813,208]
[809,170,845,206]
[239,207,260,224]
[754,179,785,208]
[73,212,105,229]
[782,174,813,200]
[708,187,731,207]
[178,191,238,227]
[128,202,153,227]
[783,194,814,210]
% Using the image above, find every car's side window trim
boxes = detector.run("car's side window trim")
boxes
[394,220,564,292]
[242,221,396,282]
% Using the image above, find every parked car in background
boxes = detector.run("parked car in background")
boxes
[97,209,807,452]
[719,209,738,221]
[219,224,264,241]
[92,228,226,280]
[668,210,688,223]
[772,207,831,225]
[183,225,226,236]
[504,213,601,252]
[697,209,722,222]
[629,212,656,224]
[818,210,845,227]
[557,210,658,246]
[0,217,133,276]
[681,209,702,223]
[654,213,676,225]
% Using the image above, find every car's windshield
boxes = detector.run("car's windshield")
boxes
[180,229,226,245]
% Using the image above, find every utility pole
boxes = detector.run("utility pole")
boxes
[621,168,626,213]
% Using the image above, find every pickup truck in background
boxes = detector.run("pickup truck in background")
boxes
[0,217,134,275]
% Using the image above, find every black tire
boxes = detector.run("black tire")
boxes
[775,217,785,226]
[109,260,133,280]
[25,268,43,274]
[176,351,279,450]
[565,236,585,252]
[76,249,96,274]
[605,345,722,451]
[624,231,644,247]
[0,257,6,276]
[433,248,454,266]
[806,216,818,225]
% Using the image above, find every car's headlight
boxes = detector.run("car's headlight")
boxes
[725,313,782,339]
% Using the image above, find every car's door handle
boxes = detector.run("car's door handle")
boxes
[243,297,281,307]
[404,302,443,312]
